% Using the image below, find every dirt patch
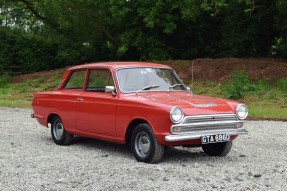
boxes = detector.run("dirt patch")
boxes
[163,58,287,83]
[12,58,287,83]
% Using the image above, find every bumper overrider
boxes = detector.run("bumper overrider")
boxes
[165,114,248,142]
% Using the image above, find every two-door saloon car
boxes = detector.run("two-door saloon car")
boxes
[32,62,248,163]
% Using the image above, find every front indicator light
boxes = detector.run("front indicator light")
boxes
[172,126,182,133]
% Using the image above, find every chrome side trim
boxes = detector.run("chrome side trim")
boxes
[165,128,248,142]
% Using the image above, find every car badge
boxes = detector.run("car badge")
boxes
[194,103,217,107]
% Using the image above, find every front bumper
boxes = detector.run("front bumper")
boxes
[165,128,248,142]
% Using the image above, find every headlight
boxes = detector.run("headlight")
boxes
[236,104,248,120]
[170,106,184,123]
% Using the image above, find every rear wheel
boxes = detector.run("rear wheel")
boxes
[51,116,73,145]
[202,141,232,156]
[131,123,164,163]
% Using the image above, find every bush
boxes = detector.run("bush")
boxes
[224,71,255,99]
[0,27,56,73]
[277,79,287,92]
[0,73,11,88]
[0,27,98,73]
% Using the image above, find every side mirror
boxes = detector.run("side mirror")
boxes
[105,86,116,96]
[187,87,192,95]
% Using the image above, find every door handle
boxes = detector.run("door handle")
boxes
[76,97,84,102]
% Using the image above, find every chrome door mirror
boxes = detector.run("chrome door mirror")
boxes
[105,86,116,96]
[187,87,192,95]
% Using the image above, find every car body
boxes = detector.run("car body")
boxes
[32,62,248,163]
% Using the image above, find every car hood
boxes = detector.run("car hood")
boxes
[133,92,237,115]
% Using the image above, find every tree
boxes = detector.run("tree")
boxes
[0,0,286,73]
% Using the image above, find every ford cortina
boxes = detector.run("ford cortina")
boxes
[32,62,248,163]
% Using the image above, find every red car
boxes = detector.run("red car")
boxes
[32,62,248,163]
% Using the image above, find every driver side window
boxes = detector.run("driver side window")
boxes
[86,69,114,92]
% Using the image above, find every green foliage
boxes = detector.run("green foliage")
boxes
[277,79,287,92]
[223,71,286,101]
[224,71,255,99]
[191,75,287,119]
[0,69,64,108]
[248,104,287,119]
[0,73,11,87]
[0,27,55,72]
[191,80,223,98]
[1,0,287,73]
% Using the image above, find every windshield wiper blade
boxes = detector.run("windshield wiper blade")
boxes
[168,83,184,91]
[136,85,159,94]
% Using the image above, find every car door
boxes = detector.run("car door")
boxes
[75,68,117,136]
[58,69,87,131]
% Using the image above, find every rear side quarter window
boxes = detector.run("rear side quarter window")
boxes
[64,70,86,89]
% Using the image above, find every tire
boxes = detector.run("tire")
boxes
[202,141,232,157]
[51,116,73,145]
[131,123,164,163]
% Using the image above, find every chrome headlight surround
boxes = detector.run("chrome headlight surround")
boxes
[236,104,248,120]
[170,106,184,124]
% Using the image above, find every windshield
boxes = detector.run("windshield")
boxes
[116,67,187,93]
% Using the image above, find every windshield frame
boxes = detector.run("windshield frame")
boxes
[115,67,188,94]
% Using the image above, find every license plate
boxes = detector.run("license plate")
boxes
[201,134,230,144]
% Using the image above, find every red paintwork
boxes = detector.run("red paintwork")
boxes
[32,62,241,146]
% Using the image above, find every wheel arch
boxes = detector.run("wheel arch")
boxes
[47,113,60,126]
[125,118,149,144]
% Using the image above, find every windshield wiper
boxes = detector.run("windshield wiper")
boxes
[136,85,159,94]
[168,83,184,91]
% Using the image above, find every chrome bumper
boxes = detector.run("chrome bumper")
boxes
[165,128,248,142]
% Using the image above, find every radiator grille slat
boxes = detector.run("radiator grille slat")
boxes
[183,115,237,124]
[172,114,240,134]
[181,123,238,132]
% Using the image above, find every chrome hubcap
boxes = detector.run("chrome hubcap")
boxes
[53,120,64,140]
[135,132,151,158]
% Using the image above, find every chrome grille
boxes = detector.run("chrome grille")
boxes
[183,114,237,124]
[180,123,238,132]
[171,114,241,134]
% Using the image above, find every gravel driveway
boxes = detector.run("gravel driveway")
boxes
[0,107,286,190]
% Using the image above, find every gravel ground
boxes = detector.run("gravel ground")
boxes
[0,107,286,191]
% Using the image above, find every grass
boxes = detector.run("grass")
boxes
[1,71,287,120]
[0,72,61,108]
[248,105,287,119]
[190,77,287,120]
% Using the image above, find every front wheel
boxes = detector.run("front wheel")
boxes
[51,116,73,145]
[131,123,164,163]
[202,141,232,156]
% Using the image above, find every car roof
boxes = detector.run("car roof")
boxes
[68,62,171,71]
